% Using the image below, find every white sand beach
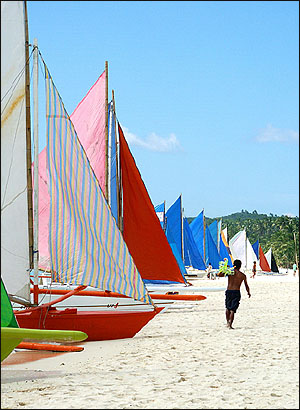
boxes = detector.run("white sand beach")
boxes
[1,272,299,409]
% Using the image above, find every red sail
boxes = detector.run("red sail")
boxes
[118,124,185,283]
[259,245,271,272]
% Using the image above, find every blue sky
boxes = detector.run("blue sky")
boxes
[27,1,299,218]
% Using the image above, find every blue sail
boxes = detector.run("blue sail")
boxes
[205,227,221,269]
[219,232,233,267]
[208,220,218,248]
[155,202,166,231]
[165,223,187,277]
[165,196,182,259]
[183,217,206,269]
[190,210,205,263]
[252,240,259,259]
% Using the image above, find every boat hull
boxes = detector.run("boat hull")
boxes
[14,307,164,341]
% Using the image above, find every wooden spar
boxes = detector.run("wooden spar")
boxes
[105,61,109,199]
[107,89,113,207]
[203,208,206,264]
[217,218,221,253]
[180,194,184,262]
[163,200,166,232]
[31,287,205,301]
[112,89,122,230]
[245,229,247,269]
[21,286,87,313]
[33,38,39,305]
[24,0,34,270]
[293,232,298,269]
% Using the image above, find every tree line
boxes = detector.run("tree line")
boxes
[188,210,299,268]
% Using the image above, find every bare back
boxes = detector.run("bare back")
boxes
[227,270,247,290]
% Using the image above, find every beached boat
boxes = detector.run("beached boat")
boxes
[265,248,279,273]
[32,55,207,302]
[252,240,272,273]
[2,0,164,341]
[164,195,207,277]
[252,240,272,274]
[1,280,87,361]
[189,209,223,270]
[229,230,260,274]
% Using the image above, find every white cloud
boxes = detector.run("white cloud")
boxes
[122,126,183,152]
[255,124,299,143]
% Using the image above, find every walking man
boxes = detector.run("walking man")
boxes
[251,261,257,278]
[218,259,251,329]
[293,263,297,277]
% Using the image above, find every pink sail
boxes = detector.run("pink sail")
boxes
[36,72,106,270]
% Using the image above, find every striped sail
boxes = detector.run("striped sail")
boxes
[37,71,106,271]
[44,64,152,306]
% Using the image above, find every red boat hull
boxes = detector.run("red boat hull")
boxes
[14,307,164,341]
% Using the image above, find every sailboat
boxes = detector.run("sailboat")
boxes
[164,195,206,277]
[220,227,234,265]
[229,229,260,274]
[265,248,279,273]
[2,0,164,341]
[155,202,167,231]
[206,219,233,268]
[252,240,272,273]
[189,210,223,270]
[1,279,87,361]
[32,55,207,303]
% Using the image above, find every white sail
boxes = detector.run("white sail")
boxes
[246,237,259,271]
[1,1,31,302]
[229,230,246,270]
[222,227,228,243]
[265,248,272,268]
[229,230,259,272]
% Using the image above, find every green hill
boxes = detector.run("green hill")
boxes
[187,210,299,268]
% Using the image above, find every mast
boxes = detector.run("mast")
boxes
[24,0,34,270]
[203,208,206,265]
[32,38,39,305]
[245,228,247,270]
[217,218,221,253]
[180,194,184,262]
[163,200,166,232]
[105,61,109,199]
[107,91,113,207]
[112,89,121,230]
[293,232,298,270]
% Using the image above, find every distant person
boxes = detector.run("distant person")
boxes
[218,259,251,329]
[251,261,257,278]
[293,263,297,277]
[206,263,213,279]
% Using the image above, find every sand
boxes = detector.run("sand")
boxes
[1,272,299,409]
